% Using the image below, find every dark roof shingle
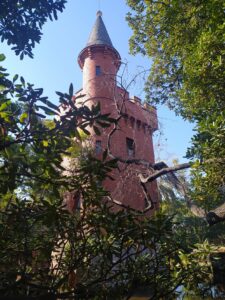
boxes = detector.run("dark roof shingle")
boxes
[86,11,114,48]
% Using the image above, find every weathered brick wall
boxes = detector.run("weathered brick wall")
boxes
[73,44,159,214]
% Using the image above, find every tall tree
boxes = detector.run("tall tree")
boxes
[126,0,225,218]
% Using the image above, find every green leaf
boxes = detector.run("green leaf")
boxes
[38,105,56,116]
[13,74,18,82]
[39,97,59,111]
[19,112,28,123]
[93,126,101,136]
[96,121,111,128]
[80,127,90,136]
[0,111,10,121]
[56,91,65,97]
[20,76,25,86]
[43,140,49,147]
[0,54,6,62]
[69,83,73,97]
[0,100,11,111]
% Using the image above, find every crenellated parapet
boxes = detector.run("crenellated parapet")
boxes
[127,96,158,132]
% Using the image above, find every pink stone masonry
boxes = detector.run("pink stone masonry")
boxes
[75,40,159,215]
[63,12,160,215]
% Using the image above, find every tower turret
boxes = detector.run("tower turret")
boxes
[78,11,121,99]
[74,12,159,214]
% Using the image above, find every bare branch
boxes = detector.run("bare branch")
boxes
[138,162,191,183]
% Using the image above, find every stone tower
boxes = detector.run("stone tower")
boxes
[75,11,159,214]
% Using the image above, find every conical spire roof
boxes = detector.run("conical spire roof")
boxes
[86,11,113,48]
[78,11,121,69]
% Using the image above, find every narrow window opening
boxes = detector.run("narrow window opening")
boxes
[130,116,135,128]
[126,137,135,157]
[96,66,101,76]
[137,120,141,130]
[95,140,102,154]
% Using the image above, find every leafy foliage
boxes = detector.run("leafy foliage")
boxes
[159,167,225,298]
[126,0,225,213]
[0,196,215,299]
[0,53,113,203]
[0,0,67,58]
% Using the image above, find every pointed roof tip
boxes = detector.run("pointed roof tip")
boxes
[78,11,121,69]
[86,11,113,48]
[96,10,102,17]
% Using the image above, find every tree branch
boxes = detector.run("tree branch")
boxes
[138,162,191,183]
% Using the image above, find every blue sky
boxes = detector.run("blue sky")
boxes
[0,0,194,163]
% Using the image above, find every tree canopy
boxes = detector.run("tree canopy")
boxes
[0,0,67,58]
[126,0,225,217]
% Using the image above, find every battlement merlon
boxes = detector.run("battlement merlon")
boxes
[127,96,158,132]
[72,90,158,133]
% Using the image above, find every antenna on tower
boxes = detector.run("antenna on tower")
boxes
[98,0,101,10]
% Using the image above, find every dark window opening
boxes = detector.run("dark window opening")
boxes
[126,137,135,157]
[130,116,135,128]
[137,120,141,129]
[95,140,102,154]
[96,66,101,76]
